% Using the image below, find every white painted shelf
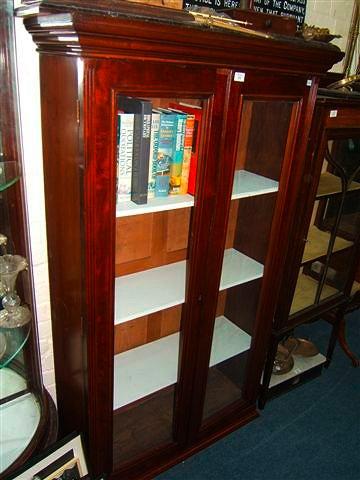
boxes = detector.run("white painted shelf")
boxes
[116,194,194,217]
[116,170,278,217]
[114,248,264,324]
[231,170,278,199]
[113,315,251,410]
[269,352,326,388]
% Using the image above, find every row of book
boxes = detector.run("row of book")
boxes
[116,96,202,205]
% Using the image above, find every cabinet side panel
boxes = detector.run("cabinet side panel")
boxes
[39,55,87,435]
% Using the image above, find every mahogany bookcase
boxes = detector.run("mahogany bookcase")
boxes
[22,2,342,478]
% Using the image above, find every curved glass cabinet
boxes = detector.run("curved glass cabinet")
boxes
[0,1,57,476]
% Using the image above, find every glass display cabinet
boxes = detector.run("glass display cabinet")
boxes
[0,1,57,476]
[21,1,342,478]
[260,90,360,407]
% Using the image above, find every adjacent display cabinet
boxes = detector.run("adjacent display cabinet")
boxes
[0,1,57,476]
[260,89,360,407]
[22,2,342,478]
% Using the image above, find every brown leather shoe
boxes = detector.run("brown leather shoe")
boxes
[283,336,319,357]
[272,344,294,375]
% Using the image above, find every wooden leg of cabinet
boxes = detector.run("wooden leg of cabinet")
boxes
[258,338,278,410]
[337,316,360,367]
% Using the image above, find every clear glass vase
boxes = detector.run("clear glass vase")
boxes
[0,254,31,328]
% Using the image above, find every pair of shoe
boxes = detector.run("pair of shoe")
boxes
[272,337,319,375]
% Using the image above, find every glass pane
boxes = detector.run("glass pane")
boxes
[202,99,297,422]
[0,163,33,402]
[291,136,360,315]
[113,95,202,467]
[0,161,20,192]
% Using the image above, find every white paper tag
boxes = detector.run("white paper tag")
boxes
[330,110,338,118]
[234,72,246,82]
[306,79,312,86]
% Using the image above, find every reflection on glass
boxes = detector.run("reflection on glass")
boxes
[113,96,201,467]
[202,99,297,423]
[0,162,20,192]
[291,137,360,315]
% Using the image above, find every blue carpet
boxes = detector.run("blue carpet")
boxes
[157,311,360,480]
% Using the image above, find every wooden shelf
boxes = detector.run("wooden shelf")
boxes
[114,248,264,324]
[290,274,339,315]
[302,226,353,263]
[113,315,251,409]
[316,172,360,198]
[269,352,326,388]
[116,170,278,217]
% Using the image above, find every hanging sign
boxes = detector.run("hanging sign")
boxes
[252,0,307,27]
[183,0,245,9]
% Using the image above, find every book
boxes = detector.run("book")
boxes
[155,110,177,197]
[168,108,195,194]
[157,108,186,195]
[118,96,152,205]
[116,113,134,203]
[169,112,186,195]
[148,111,160,199]
[169,102,202,196]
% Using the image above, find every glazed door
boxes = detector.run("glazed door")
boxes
[184,70,317,433]
[289,129,360,318]
[82,60,229,474]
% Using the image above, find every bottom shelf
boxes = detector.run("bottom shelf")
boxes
[269,353,327,388]
[113,316,251,410]
[113,364,246,468]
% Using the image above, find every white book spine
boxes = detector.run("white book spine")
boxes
[117,113,134,202]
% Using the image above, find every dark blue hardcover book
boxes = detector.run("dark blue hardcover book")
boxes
[118,96,152,205]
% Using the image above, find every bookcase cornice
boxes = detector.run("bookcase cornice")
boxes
[22,4,343,76]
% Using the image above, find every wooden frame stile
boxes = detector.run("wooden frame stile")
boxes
[173,83,219,445]
[180,69,248,441]
[83,59,116,475]
[38,52,87,436]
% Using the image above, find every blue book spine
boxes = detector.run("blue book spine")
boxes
[155,113,177,197]
[169,114,186,195]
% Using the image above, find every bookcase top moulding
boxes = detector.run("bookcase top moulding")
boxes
[20,0,343,75]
